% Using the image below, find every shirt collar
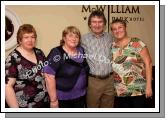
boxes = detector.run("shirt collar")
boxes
[90,32,105,38]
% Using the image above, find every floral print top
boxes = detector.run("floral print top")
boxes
[112,38,146,97]
[5,48,49,108]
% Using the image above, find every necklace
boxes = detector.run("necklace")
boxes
[18,46,37,64]
[19,46,34,56]
[63,45,78,56]
[116,38,130,54]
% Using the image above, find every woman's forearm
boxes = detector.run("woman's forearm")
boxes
[145,61,152,88]
[44,74,57,101]
[5,85,19,108]
[140,47,153,95]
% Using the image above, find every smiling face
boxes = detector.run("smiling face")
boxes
[64,32,80,48]
[89,16,105,35]
[111,22,127,40]
[62,26,81,49]
[20,32,36,50]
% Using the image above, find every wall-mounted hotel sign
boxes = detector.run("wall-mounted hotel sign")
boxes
[81,5,143,22]
[81,5,144,32]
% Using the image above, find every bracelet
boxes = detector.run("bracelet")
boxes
[50,99,58,102]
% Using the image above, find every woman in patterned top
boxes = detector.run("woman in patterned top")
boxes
[110,19,153,108]
[5,24,49,108]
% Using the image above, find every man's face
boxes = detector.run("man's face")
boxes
[89,16,105,35]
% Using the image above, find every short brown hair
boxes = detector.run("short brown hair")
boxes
[110,19,127,31]
[88,10,107,27]
[60,26,81,46]
[17,24,37,44]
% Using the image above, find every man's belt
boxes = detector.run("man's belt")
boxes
[89,72,113,80]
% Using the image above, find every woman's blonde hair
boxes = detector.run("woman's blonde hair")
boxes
[60,26,81,46]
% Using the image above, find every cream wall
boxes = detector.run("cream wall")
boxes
[6,5,90,57]
[5,5,155,65]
